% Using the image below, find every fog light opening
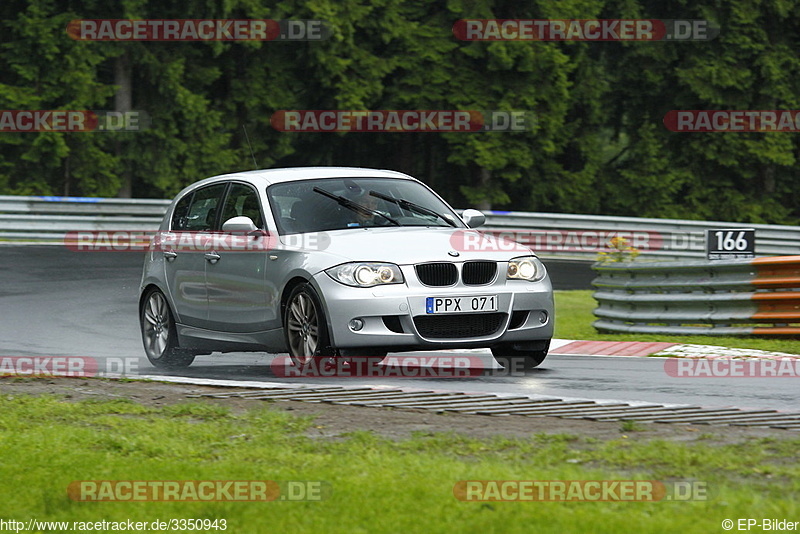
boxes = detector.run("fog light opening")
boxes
[349,318,365,331]
[539,311,548,324]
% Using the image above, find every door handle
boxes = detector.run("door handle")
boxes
[163,250,177,260]
[204,252,221,264]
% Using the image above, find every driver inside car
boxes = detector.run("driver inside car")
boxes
[350,192,388,227]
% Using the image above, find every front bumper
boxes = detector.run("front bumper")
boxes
[312,265,554,350]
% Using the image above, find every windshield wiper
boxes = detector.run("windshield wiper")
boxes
[368,190,457,227]
[313,187,400,226]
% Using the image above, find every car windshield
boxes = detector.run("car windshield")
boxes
[267,177,463,234]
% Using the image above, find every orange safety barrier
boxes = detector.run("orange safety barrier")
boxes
[753,256,800,289]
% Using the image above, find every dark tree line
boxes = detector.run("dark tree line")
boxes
[2,0,800,224]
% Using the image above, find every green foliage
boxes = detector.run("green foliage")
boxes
[596,236,640,263]
[619,420,646,432]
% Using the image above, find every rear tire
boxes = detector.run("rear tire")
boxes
[140,289,196,369]
[491,340,550,371]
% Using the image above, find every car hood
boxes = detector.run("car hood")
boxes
[281,226,533,265]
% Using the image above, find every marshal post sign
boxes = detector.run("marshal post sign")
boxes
[706,228,755,260]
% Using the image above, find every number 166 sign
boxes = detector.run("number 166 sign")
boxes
[705,228,755,260]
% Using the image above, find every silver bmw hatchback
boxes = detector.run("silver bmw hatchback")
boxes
[139,167,554,370]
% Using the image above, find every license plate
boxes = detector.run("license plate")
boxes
[425,295,498,314]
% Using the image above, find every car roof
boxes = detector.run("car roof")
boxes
[184,166,418,192]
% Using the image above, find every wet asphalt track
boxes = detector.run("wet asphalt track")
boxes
[1,246,797,412]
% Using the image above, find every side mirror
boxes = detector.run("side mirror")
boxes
[461,209,486,228]
[222,216,257,233]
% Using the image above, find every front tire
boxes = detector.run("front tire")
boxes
[140,289,195,369]
[284,283,334,368]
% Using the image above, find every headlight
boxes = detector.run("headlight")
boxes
[326,262,405,287]
[507,256,545,281]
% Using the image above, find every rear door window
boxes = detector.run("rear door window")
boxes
[172,183,228,231]
[171,192,194,231]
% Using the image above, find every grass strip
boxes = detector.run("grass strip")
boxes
[1,394,798,533]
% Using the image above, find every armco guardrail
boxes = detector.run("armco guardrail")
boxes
[1,195,800,260]
[481,210,800,259]
[592,256,800,336]
[0,196,170,216]
[0,195,169,241]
